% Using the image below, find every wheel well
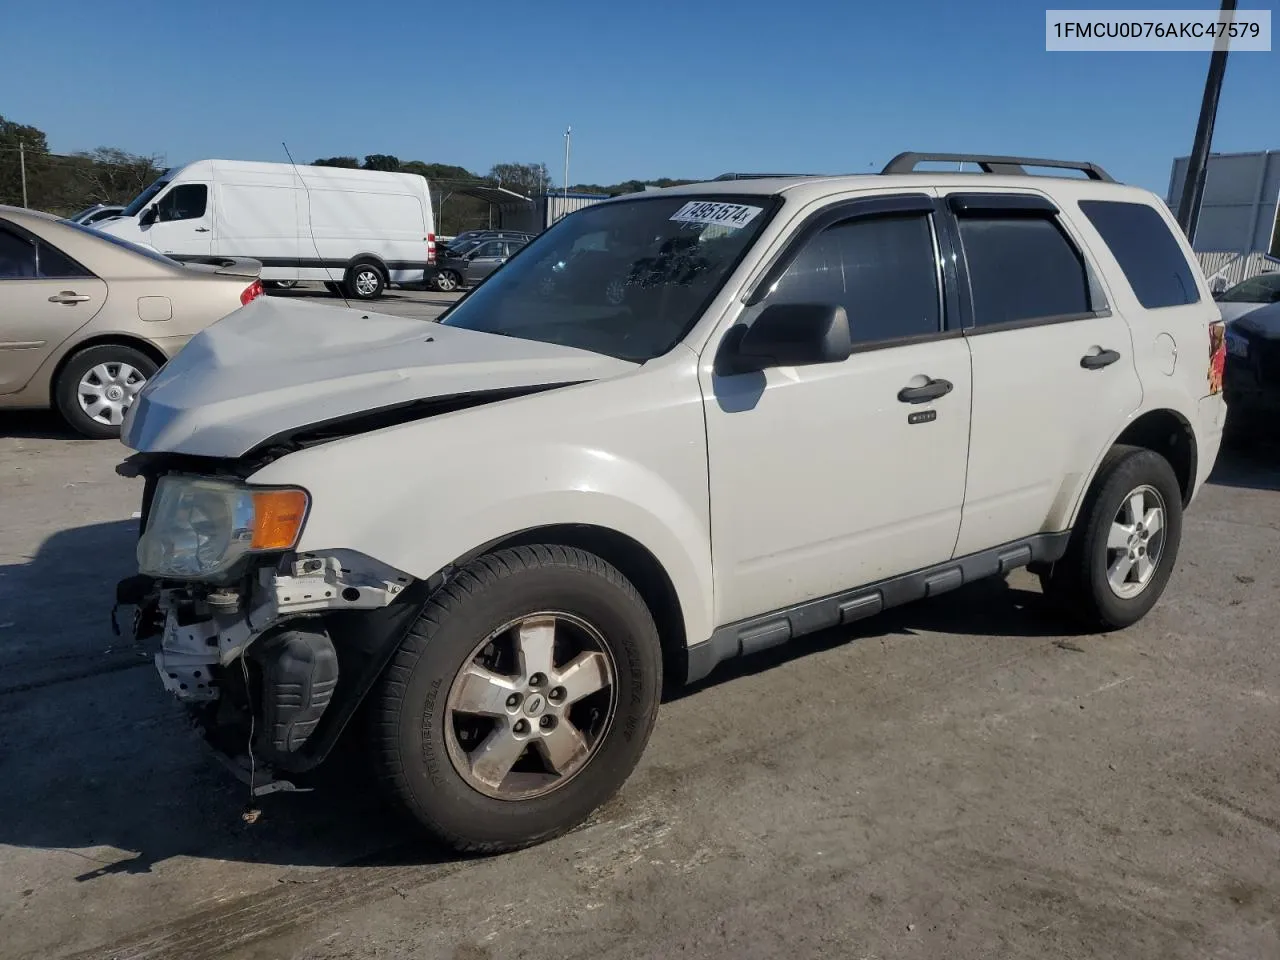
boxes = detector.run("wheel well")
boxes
[1114,409,1197,506]
[467,524,688,689]
[346,255,388,279]
[50,335,168,395]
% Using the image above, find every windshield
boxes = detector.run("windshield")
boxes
[62,219,183,267]
[1220,273,1280,303]
[121,174,172,218]
[439,195,775,362]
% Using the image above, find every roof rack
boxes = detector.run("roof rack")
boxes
[711,172,824,181]
[881,152,1116,183]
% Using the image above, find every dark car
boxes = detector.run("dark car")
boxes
[441,230,535,254]
[430,237,528,291]
[1223,300,1280,440]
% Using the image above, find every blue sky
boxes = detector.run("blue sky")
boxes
[4,0,1276,195]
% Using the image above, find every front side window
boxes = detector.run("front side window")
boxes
[1077,199,1200,309]
[156,184,208,222]
[762,213,941,344]
[958,215,1091,326]
[439,194,775,362]
[472,241,504,259]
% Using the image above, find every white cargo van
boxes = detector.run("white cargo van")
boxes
[97,160,436,300]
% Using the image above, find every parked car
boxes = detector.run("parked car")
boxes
[1214,271,1280,322]
[65,203,125,226]
[96,160,437,301]
[443,230,535,252]
[430,237,527,291]
[1223,299,1280,439]
[0,205,263,438]
[115,152,1225,855]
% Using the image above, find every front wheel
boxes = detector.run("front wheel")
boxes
[1040,445,1183,629]
[433,270,460,292]
[372,545,662,853]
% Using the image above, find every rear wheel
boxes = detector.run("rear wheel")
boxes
[344,262,385,300]
[372,545,662,853]
[1039,445,1183,629]
[55,344,159,440]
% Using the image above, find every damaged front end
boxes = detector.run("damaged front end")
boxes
[116,452,433,795]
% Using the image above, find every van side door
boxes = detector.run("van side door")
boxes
[144,182,213,259]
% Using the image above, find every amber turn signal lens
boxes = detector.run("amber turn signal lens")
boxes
[250,489,309,550]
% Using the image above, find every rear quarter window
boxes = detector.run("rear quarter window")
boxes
[1077,199,1201,309]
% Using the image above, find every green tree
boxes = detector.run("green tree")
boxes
[488,162,550,198]
[362,154,401,172]
[0,114,50,207]
[313,156,360,168]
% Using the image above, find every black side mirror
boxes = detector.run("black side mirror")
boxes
[140,206,158,226]
[718,302,852,375]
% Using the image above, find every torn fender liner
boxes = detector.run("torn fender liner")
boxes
[122,296,638,458]
[253,625,340,755]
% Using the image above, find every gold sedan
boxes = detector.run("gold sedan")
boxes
[0,205,263,438]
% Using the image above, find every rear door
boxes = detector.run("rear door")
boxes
[145,182,213,258]
[0,222,107,394]
[943,190,1142,555]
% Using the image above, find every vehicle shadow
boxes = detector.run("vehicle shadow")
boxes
[1208,441,1280,492]
[0,409,82,440]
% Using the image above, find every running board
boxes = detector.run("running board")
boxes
[685,532,1071,684]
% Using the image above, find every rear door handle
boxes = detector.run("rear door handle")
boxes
[48,291,92,304]
[898,377,953,404]
[1080,348,1121,369]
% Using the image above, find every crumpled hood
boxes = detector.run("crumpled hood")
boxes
[122,296,638,457]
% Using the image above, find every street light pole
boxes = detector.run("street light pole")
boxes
[563,126,571,206]
[1175,0,1237,242]
[19,139,28,208]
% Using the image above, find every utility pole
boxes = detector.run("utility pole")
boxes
[19,139,28,208]
[563,126,571,205]
[1175,0,1237,242]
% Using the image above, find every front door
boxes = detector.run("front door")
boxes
[701,195,973,625]
[144,182,213,258]
[466,240,507,283]
[0,224,107,395]
[941,189,1144,556]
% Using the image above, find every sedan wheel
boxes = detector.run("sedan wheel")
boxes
[55,344,160,440]
[78,362,147,426]
[434,270,460,292]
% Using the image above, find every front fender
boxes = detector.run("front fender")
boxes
[247,362,714,648]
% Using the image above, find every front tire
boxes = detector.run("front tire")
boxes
[372,545,662,853]
[54,344,159,439]
[433,269,460,292]
[345,262,385,300]
[1040,445,1183,629]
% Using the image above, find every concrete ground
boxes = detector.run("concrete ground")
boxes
[2,385,1279,959]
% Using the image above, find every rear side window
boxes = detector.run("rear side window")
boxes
[956,216,1091,326]
[0,225,91,279]
[1077,200,1200,309]
[768,213,941,345]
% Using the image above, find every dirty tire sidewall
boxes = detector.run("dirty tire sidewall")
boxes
[345,261,384,300]
[374,545,663,854]
[1047,445,1184,630]
[55,344,159,440]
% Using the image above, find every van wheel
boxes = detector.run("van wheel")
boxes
[55,344,159,440]
[1039,445,1183,630]
[372,545,662,853]
[345,262,385,300]
[433,270,460,292]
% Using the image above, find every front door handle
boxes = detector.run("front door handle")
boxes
[194,227,210,233]
[48,291,92,304]
[898,377,953,404]
[1080,348,1121,370]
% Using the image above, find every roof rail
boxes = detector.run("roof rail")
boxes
[881,152,1116,183]
[711,172,824,181]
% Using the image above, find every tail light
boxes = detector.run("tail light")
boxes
[1208,318,1225,395]
[240,279,264,306]
[427,233,437,266]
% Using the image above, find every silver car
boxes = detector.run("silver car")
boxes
[0,205,263,438]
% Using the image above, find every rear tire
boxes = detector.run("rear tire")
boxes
[54,344,159,440]
[372,545,662,854]
[344,262,385,300]
[1039,445,1183,630]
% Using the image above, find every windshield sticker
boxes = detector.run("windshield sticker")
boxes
[669,201,763,230]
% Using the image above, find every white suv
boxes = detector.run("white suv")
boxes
[115,152,1227,853]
